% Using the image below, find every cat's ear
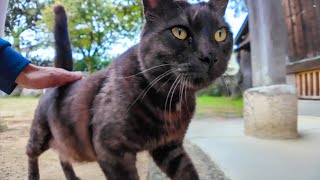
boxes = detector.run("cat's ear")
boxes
[143,0,159,11]
[142,0,179,12]
[208,0,229,16]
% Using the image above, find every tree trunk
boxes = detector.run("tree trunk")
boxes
[84,56,96,74]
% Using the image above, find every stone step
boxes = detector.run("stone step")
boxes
[136,141,230,180]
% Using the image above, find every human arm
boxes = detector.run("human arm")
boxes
[15,64,82,89]
[0,38,82,94]
[0,38,31,94]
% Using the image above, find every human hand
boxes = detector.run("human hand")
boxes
[15,64,83,89]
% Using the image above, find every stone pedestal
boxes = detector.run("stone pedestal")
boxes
[244,84,298,139]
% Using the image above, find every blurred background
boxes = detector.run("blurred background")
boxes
[1,1,320,180]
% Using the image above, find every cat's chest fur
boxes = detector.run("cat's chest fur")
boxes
[90,47,196,151]
[136,95,195,148]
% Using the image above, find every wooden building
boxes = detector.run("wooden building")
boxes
[234,17,252,91]
[283,0,320,100]
[235,0,320,100]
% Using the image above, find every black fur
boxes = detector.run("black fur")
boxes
[26,1,233,180]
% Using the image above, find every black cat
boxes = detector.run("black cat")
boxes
[27,0,233,179]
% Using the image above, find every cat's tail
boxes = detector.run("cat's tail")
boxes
[53,4,73,71]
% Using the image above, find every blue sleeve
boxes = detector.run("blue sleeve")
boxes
[0,38,31,94]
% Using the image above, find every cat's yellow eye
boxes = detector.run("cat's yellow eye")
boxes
[215,28,227,42]
[172,27,188,40]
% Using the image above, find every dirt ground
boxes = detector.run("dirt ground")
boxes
[0,98,148,180]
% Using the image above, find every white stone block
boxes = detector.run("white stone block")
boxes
[244,84,298,139]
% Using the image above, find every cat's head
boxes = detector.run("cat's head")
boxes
[138,0,233,92]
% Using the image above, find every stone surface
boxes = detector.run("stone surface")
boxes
[298,100,320,116]
[186,117,320,180]
[243,84,298,139]
[20,88,43,97]
[146,141,230,180]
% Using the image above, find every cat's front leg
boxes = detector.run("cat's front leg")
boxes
[95,149,139,180]
[93,133,139,180]
[150,142,199,180]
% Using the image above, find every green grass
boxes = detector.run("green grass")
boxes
[0,97,39,103]
[195,96,243,117]
[0,96,242,128]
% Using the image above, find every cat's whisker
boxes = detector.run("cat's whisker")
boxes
[156,74,175,93]
[177,76,184,127]
[179,77,184,121]
[140,69,176,102]
[106,64,173,79]
[221,76,231,96]
[164,75,181,126]
[169,76,182,123]
[165,76,179,124]
[164,76,176,130]
[122,69,175,121]
[227,77,257,122]
[184,77,191,116]
[179,77,186,123]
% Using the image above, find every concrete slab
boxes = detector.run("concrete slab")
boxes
[299,100,320,116]
[186,116,320,180]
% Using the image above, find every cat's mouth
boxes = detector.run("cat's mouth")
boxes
[176,63,209,74]
[175,63,212,90]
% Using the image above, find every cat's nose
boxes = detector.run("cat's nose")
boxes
[199,57,212,65]
[199,53,218,65]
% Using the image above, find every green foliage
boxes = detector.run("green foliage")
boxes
[41,0,142,73]
[5,0,49,51]
[196,96,243,117]
[198,84,223,97]
[31,57,53,67]
[74,59,112,72]
[94,60,112,70]
[74,60,87,71]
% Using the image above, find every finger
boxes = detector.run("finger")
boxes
[63,71,83,82]
[54,70,83,86]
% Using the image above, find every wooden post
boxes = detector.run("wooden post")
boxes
[318,72,320,96]
[296,74,301,97]
[312,71,318,96]
[0,0,9,38]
